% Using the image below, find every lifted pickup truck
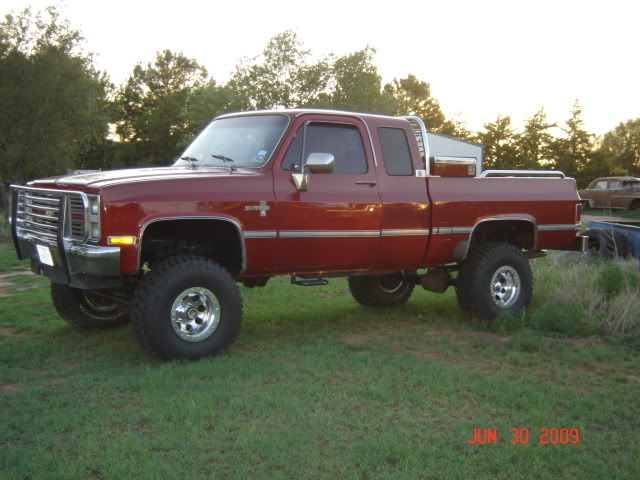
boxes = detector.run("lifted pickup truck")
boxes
[9,110,585,359]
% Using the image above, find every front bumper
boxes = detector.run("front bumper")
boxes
[14,235,123,290]
[10,184,123,289]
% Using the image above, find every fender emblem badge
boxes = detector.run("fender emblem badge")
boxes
[245,200,270,217]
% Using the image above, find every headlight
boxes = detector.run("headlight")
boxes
[87,194,100,242]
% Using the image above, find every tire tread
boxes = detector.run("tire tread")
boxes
[456,242,532,317]
[130,255,242,359]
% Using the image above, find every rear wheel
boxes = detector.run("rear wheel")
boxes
[51,284,129,329]
[348,274,415,307]
[130,255,242,360]
[456,242,532,319]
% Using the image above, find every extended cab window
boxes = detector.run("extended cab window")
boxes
[282,122,367,174]
[623,181,640,190]
[379,127,414,176]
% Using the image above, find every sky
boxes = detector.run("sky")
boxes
[2,0,639,135]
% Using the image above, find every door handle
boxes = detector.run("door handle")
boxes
[355,180,377,187]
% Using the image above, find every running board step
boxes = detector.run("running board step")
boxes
[290,276,329,286]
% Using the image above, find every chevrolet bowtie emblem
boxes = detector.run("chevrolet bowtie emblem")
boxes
[244,201,270,217]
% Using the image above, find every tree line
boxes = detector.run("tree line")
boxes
[1,6,639,198]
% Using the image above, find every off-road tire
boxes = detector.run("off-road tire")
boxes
[51,284,129,329]
[348,274,415,307]
[456,242,532,319]
[130,255,242,360]
[584,229,629,258]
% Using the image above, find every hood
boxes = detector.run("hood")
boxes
[29,165,255,190]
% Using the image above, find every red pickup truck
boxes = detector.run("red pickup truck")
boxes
[9,109,585,359]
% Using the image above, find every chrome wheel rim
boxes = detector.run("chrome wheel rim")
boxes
[376,275,405,294]
[171,287,220,342]
[490,266,521,308]
[83,291,119,313]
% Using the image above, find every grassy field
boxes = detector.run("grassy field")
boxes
[1,239,640,479]
[582,207,640,220]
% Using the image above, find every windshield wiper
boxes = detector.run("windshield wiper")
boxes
[180,156,200,169]
[211,154,237,172]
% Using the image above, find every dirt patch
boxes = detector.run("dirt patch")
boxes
[464,330,510,346]
[0,270,32,278]
[624,373,640,385]
[407,349,451,363]
[0,383,25,395]
[0,279,12,297]
[342,331,389,345]
[342,326,504,372]
[0,269,34,296]
[0,326,21,337]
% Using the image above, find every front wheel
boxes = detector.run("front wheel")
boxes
[51,284,129,329]
[455,242,532,319]
[348,274,415,307]
[130,255,242,360]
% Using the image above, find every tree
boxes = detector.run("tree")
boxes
[599,118,640,176]
[230,30,332,110]
[549,100,594,179]
[116,49,209,165]
[185,82,251,134]
[475,115,519,169]
[327,46,396,114]
[384,74,459,134]
[515,108,556,169]
[0,6,111,193]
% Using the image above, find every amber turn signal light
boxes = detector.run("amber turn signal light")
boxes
[107,236,137,245]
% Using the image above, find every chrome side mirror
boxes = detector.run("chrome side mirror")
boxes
[304,153,335,174]
[291,153,335,191]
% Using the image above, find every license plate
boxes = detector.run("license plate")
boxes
[36,245,54,266]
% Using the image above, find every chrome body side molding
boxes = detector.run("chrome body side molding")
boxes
[480,170,565,178]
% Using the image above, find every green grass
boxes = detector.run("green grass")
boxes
[1,242,640,479]
[582,207,640,220]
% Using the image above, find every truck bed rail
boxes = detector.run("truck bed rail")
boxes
[480,170,565,178]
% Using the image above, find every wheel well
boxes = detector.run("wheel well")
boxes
[140,220,243,276]
[467,220,535,254]
[630,199,640,209]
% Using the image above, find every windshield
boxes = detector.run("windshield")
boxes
[174,115,289,168]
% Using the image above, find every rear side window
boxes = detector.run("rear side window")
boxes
[281,122,367,174]
[379,127,414,176]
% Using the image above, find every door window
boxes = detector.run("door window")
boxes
[281,122,367,174]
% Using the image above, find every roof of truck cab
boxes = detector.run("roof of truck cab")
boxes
[216,108,401,122]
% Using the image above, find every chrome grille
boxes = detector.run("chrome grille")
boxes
[15,188,88,242]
